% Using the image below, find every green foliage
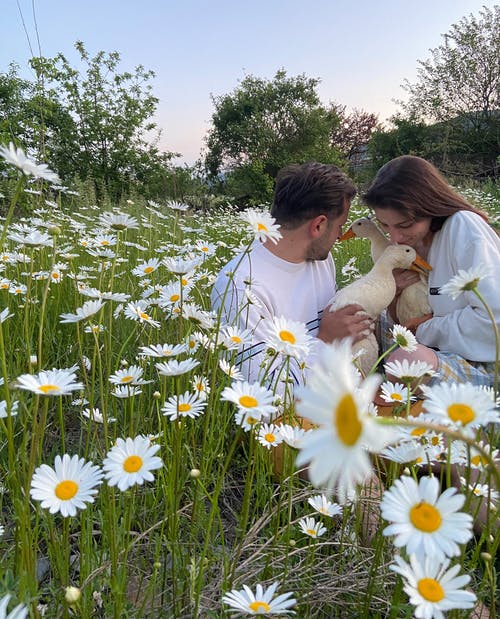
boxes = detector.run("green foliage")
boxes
[205,70,345,204]
[393,5,500,176]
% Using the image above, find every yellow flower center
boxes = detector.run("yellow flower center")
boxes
[55,480,78,500]
[123,455,143,473]
[279,330,296,344]
[471,455,488,467]
[417,577,445,602]
[139,312,151,320]
[257,223,268,232]
[178,403,192,413]
[335,393,362,446]
[181,278,188,286]
[239,395,258,408]
[409,501,442,532]
[447,403,474,425]
[391,393,403,401]
[120,375,134,383]
[170,294,180,302]
[52,272,60,279]
[306,529,317,536]
[201,246,209,252]
[246,416,258,425]
[431,436,440,446]
[144,266,154,274]
[264,433,276,443]
[100,240,109,245]
[39,384,61,394]
[249,601,270,613]
[231,335,242,343]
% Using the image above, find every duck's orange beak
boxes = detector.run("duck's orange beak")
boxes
[410,254,432,274]
[339,227,356,241]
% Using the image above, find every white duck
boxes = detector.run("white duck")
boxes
[329,244,430,376]
[340,217,432,325]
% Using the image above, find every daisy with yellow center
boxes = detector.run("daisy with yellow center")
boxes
[295,340,396,502]
[222,581,296,616]
[132,258,161,278]
[123,301,160,328]
[16,368,83,397]
[30,454,103,517]
[221,380,277,420]
[108,365,151,386]
[381,475,473,562]
[240,209,282,245]
[103,436,162,492]
[380,380,413,404]
[391,554,476,617]
[420,382,499,435]
[307,494,343,518]
[298,516,327,539]
[257,423,283,449]
[161,391,207,421]
[261,316,313,360]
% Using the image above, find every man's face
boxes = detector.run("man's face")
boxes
[305,200,350,261]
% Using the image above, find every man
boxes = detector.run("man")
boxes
[211,162,373,392]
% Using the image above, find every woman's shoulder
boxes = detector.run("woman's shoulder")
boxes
[442,210,491,234]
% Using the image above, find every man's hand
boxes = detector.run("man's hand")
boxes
[393,268,421,295]
[318,304,374,344]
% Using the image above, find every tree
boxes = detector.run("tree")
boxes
[329,104,379,163]
[29,41,174,199]
[399,5,499,174]
[205,70,344,204]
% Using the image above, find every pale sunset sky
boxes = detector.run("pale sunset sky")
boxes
[1,0,497,165]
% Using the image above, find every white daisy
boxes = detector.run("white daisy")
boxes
[0,308,14,323]
[191,374,210,400]
[384,358,436,382]
[219,359,244,380]
[98,212,139,231]
[380,475,473,562]
[420,382,499,435]
[60,299,106,323]
[222,582,296,616]
[8,230,53,247]
[298,516,327,539]
[162,255,202,275]
[0,593,28,619]
[161,391,207,420]
[30,454,103,517]
[103,436,162,491]
[123,301,160,328]
[82,408,117,424]
[391,324,418,352]
[261,316,313,359]
[155,358,199,377]
[221,380,277,418]
[240,209,282,245]
[111,385,142,398]
[16,368,83,396]
[0,400,18,418]
[138,343,187,358]
[108,365,151,386]
[380,380,413,404]
[391,554,476,617]
[0,142,60,183]
[308,494,343,518]
[132,258,161,278]
[278,424,309,449]
[439,265,492,299]
[295,340,395,502]
[257,423,283,449]
[219,325,253,350]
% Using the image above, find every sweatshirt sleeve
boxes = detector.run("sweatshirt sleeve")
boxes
[416,215,500,362]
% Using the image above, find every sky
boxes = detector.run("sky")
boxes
[1,0,497,165]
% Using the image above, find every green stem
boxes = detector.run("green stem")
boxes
[472,288,499,398]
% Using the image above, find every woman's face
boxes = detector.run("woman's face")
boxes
[374,208,433,248]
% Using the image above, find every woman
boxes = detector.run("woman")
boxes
[363,155,500,388]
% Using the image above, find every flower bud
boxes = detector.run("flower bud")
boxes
[65,586,81,604]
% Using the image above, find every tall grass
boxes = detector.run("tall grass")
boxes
[0,171,499,618]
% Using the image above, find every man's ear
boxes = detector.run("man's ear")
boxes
[309,214,328,238]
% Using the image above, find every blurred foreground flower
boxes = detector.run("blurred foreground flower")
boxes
[295,340,395,502]
[0,593,28,619]
[30,454,103,517]
[439,265,491,299]
[391,554,476,617]
[0,142,60,184]
[222,581,296,615]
